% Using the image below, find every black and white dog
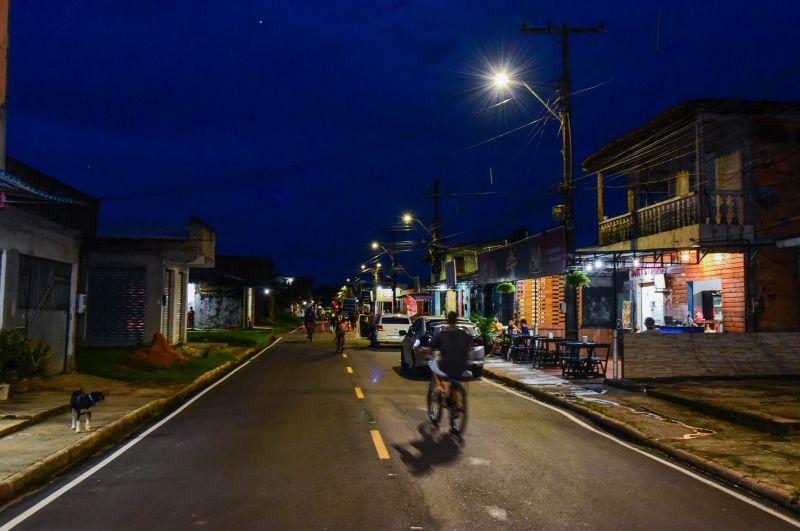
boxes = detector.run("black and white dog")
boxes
[70,390,105,433]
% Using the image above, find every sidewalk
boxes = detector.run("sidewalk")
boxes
[482,357,800,514]
[0,344,258,507]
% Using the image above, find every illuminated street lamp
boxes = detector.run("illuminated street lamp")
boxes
[490,66,578,338]
[371,241,380,250]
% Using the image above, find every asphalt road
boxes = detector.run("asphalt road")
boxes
[1,330,798,530]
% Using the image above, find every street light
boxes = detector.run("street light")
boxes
[490,65,578,339]
[371,241,380,250]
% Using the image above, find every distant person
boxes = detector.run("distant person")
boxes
[187,307,195,330]
[641,317,661,334]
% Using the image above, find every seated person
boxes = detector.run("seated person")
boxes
[518,318,530,335]
[641,317,661,334]
[507,319,519,335]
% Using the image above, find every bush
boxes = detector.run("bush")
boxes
[0,330,51,381]
[469,314,498,345]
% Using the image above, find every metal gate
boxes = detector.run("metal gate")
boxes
[86,268,146,346]
[174,272,184,343]
[16,255,72,373]
[162,269,171,339]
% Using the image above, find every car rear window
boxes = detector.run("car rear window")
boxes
[431,324,478,336]
[381,317,411,325]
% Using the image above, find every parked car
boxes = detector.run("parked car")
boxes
[373,314,412,346]
[400,316,485,377]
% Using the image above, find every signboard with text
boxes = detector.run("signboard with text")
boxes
[477,227,566,284]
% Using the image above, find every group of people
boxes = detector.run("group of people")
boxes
[489,313,531,356]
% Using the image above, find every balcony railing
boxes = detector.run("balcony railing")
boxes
[598,191,745,246]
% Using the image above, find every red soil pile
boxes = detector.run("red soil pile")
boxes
[130,333,189,368]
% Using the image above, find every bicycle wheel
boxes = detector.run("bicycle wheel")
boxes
[449,382,467,435]
[426,379,442,426]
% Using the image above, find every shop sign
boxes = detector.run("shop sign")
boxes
[477,227,566,284]
[412,294,433,302]
[621,301,632,329]
[405,296,417,317]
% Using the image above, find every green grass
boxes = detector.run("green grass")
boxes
[187,329,275,347]
[75,346,239,384]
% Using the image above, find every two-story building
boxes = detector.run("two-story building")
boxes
[581,100,800,334]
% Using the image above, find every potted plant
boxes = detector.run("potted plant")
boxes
[564,270,591,289]
[497,281,516,294]
[469,313,498,347]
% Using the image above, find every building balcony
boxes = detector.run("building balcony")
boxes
[598,191,749,247]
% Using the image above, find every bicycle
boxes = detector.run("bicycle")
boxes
[426,362,468,435]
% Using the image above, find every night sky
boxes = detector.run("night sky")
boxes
[7,1,800,286]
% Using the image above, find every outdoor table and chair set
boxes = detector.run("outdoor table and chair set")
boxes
[499,334,609,379]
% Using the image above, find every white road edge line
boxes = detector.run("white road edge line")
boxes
[0,337,285,531]
[481,378,800,528]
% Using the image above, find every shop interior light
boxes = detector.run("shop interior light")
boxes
[593,258,603,269]
[585,264,593,272]
[633,258,641,267]
[264,288,270,295]
[681,250,691,262]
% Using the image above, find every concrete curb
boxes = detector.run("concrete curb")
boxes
[0,404,71,439]
[483,368,800,516]
[0,338,279,508]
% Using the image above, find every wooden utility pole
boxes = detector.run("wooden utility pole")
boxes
[430,178,442,284]
[521,21,606,339]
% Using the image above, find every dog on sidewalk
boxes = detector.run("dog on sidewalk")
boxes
[70,390,105,433]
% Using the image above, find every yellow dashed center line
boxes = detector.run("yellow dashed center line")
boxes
[342,353,347,358]
[346,366,353,374]
[354,387,364,399]
[370,430,390,460]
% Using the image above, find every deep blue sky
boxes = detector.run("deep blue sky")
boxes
[8,1,800,286]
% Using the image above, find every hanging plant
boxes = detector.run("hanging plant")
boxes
[497,281,516,294]
[564,270,590,289]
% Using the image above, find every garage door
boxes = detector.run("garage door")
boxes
[86,268,146,346]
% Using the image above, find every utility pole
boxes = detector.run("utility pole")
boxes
[391,230,397,313]
[430,179,442,284]
[521,21,606,340]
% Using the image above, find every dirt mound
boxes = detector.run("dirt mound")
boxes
[131,333,189,368]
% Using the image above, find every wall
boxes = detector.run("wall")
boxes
[191,281,243,329]
[624,333,800,379]
[516,275,566,336]
[752,248,799,331]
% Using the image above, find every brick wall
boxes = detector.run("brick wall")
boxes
[624,333,800,379]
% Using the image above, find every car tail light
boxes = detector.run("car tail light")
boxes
[472,337,483,346]
[377,325,384,331]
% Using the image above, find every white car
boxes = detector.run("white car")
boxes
[373,314,412,346]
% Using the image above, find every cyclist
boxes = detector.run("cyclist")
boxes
[304,306,316,341]
[335,313,348,353]
[420,312,471,421]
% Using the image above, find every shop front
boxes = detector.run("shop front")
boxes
[625,252,745,333]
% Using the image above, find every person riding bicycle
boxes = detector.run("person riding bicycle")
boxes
[335,313,348,352]
[304,306,316,341]
[422,312,471,389]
